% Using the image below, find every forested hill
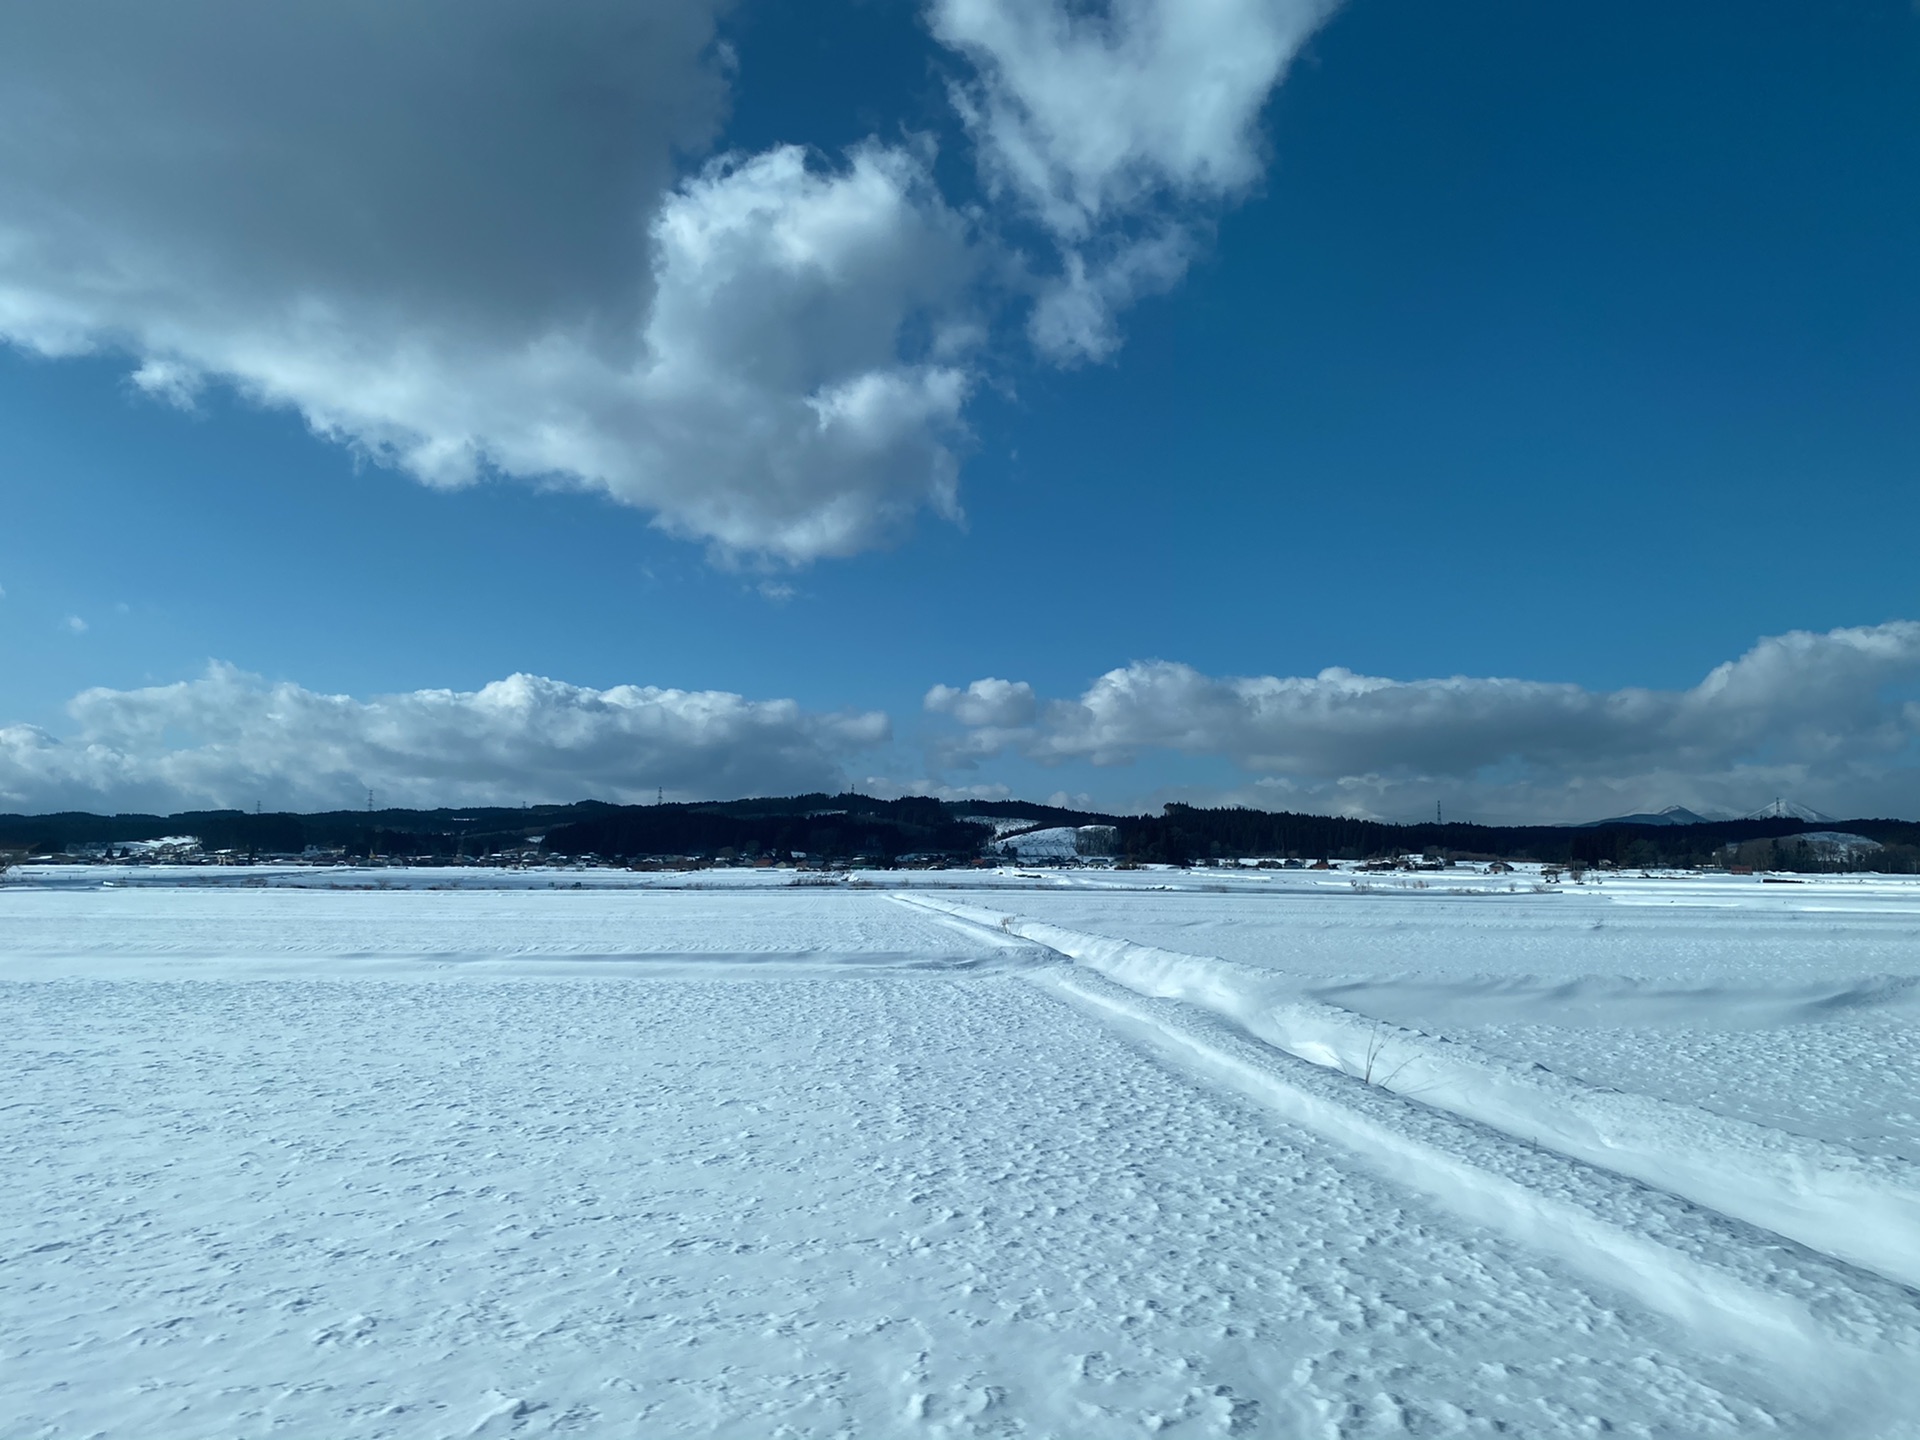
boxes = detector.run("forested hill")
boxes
[0,802,587,859]
[4,795,1919,870]
[539,795,1000,860]
[1113,805,1920,870]
[0,794,1086,863]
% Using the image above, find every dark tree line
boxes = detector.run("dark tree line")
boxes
[1113,804,1920,870]
[0,795,998,863]
[540,795,992,861]
[7,795,1920,871]
[0,804,587,859]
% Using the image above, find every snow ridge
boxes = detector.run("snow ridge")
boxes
[894,895,1920,1293]
[1035,965,1920,1422]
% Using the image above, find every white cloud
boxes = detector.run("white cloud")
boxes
[925,677,1037,727]
[0,4,980,564]
[929,623,1920,821]
[0,2,1340,555]
[13,626,1920,822]
[0,663,890,813]
[62,615,87,634]
[924,677,1040,771]
[859,776,1013,803]
[623,142,977,559]
[931,0,1338,360]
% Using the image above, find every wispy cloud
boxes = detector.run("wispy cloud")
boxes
[931,0,1337,360]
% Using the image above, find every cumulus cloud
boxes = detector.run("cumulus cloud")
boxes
[925,677,1037,727]
[924,677,1040,770]
[0,2,1337,557]
[0,2,980,563]
[930,0,1338,360]
[859,776,1014,803]
[0,663,890,813]
[611,141,977,558]
[927,623,1920,821]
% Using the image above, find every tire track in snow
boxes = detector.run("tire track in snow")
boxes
[895,893,1920,1409]
[895,894,1920,1291]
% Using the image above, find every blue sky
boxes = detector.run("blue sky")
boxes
[2,0,1918,820]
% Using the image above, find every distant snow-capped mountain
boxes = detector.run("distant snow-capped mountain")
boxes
[1743,798,1836,823]
[1580,805,1712,828]
[1579,799,1840,827]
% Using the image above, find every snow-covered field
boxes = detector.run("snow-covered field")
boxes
[5,867,1919,1437]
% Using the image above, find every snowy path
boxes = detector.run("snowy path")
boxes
[3,882,1918,1436]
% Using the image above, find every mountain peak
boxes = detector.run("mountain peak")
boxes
[1580,804,1711,827]
[1744,798,1835,823]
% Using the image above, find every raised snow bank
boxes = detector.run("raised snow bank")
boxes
[897,894,1920,1294]
[1032,964,1920,1413]
[1311,972,1920,1030]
